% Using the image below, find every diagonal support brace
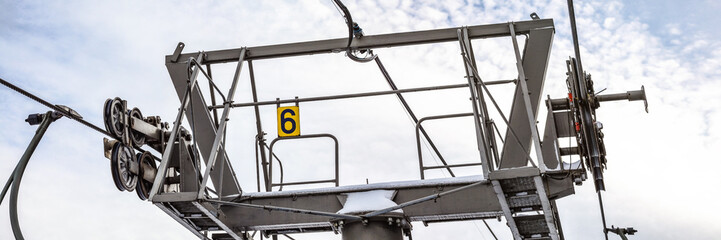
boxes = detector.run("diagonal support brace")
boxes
[150,52,205,201]
[198,48,248,199]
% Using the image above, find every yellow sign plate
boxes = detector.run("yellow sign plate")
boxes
[277,106,300,137]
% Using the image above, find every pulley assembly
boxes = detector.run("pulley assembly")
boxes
[102,97,168,200]
[547,57,648,192]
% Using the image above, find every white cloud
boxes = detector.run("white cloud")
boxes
[666,23,682,35]
[1,0,720,239]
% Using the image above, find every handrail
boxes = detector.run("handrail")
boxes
[267,134,339,191]
[416,113,476,179]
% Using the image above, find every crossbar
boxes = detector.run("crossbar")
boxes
[166,19,554,64]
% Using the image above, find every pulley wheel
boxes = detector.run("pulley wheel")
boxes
[113,143,137,192]
[103,98,113,135]
[129,107,146,147]
[108,98,125,139]
[135,151,156,201]
[109,142,125,191]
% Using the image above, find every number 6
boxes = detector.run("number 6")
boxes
[280,109,296,134]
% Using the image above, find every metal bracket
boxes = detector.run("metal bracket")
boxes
[171,42,186,63]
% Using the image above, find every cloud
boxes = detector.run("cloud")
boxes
[1,0,719,239]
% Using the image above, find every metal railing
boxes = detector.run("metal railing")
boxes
[267,134,340,191]
[416,113,479,179]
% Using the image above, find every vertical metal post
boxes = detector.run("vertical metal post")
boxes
[198,48,248,198]
[150,53,204,201]
[463,28,496,169]
[508,23,546,172]
[268,98,280,192]
[488,120,501,167]
[248,60,271,192]
[458,28,491,177]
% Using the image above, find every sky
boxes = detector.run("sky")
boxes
[1,0,720,239]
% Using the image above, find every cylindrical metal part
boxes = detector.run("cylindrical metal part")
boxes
[126,155,157,182]
[626,89,646,101]
[423,162,482,170]
[596,88,646,102]
[141,162,157,182]
[596,93,629,102]
[341,218,404,240]
[210,80,515,109]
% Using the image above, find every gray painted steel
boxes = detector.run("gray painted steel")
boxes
[492,180,522,239]
[415,113,474,179]
[222,177,501,228]
[541,104,561,170]
[166,19,554,64]
[500,27,555,169]
[376,56,456,178]
[267,134,339,191]
[458,27,492,177]
[196,48,247,199]
[164,55,242,199]
[192,201,242,240]
[341,220,403,240]
[508,23,548,172]
[151,52,206,201]
[533,176,560,240]
[210,80,514,109]
[152,19,583,239]
[155,202,209,240]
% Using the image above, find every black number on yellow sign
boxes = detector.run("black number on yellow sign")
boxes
[277,106,300,137]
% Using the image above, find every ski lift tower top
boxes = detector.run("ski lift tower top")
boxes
[99,15,646,240]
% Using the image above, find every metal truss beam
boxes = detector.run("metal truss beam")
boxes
[166,19,554,64]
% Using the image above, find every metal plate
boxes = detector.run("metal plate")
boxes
[129,107,146,147]
[114,143,137,191]
[277,106,300,137]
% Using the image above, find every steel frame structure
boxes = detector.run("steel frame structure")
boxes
[149,18,584,240]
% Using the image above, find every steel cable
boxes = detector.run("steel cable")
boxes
[0,77,113,137]
[0,77,155,158]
